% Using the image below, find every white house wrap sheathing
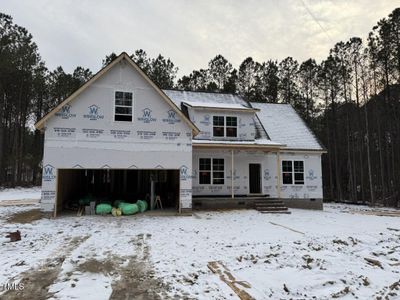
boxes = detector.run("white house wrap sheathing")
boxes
[40,59,193,212]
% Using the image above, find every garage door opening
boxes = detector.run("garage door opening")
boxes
[56,169,180,214]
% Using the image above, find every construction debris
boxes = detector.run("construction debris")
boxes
[208,261,254,300]
[6,230,21,242]
[350,210,400,217]
[269,222,305,235]
[364,257,384,269]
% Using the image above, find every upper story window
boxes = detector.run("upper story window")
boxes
[226,117,237,137]
[213,116,225,137]
[115,91,133,122]
[282,160,304,185]
[213,116,237,138]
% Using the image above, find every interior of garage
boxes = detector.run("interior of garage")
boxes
[56,169,180,214]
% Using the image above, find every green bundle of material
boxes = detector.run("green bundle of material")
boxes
[136,200,148,213]
[119,203,139,215]
[96,203,112,215]
[79,195,92,206]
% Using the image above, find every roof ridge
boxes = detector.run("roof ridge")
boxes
[162,88,240,97]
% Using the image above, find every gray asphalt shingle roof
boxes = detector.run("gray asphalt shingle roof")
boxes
[163,90,252,109]
[251,102,323,150]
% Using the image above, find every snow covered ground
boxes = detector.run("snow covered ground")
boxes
[0,187,41,204]
[0,195,400,299]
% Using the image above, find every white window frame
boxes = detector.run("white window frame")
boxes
[199,158,211,185]
[199,158,225,185]
[225,116,238,137]
[282,160,305,185]
[114,90,133,122]
[212,115,237,138]
[212,116,225,137]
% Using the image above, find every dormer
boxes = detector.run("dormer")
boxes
[163,90,262,142]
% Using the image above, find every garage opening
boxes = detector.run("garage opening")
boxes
[56,169,180,214]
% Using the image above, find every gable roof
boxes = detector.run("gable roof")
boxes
[251,102,325,151]
[163,90,259,112]
[34,53,200,135]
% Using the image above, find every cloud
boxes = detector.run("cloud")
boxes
[2,0,398,76]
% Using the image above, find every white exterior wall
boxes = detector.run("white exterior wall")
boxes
[192,149,323,200]
[189,109,256,141]
[41,61,193,212]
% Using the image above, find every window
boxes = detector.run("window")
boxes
[282,160,293,184]
[212,158,225,184]
[199,158,211,184]
[199,158,225,185]
[226,117,237,137]
[294,161,304,184]
[115,91,133,121]
[282,160,304,185]
[213,116,237,137]
[213,116,224,137]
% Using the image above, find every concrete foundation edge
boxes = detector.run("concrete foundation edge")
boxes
[193,198,323,210]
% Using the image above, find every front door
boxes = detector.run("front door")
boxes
[249,164,261,194]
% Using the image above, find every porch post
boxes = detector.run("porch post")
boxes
[276,150,281,199]
[231,149,234,198]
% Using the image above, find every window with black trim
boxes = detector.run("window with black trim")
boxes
[115,91,133,121]
[282,160,304,185]
[199,158,225,185]
[213,116,224,137]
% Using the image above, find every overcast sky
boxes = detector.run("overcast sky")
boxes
[2,0,398,76]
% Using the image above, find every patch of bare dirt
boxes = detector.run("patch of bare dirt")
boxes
[1,236,89,300]
[109,233,171,300]
[7,209,44,224]
[77,258,116,275]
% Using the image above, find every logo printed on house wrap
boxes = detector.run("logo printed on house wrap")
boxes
[43,165,56,182]
[83,105,104,120]
[180,165,191,181]
[306,169,317,180]
[162,110,181,124]
[200,115,210,126]
[263,169,271,181]
[138,108,157,123]
[55,104,76,119]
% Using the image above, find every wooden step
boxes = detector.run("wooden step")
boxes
[254,200,284,204]
[254,198,290,213]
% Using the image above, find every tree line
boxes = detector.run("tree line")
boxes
[0,8,399,206]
